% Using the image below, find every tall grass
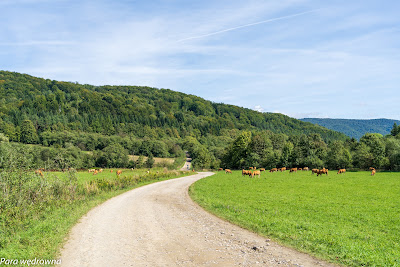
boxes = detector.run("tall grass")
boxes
[0,168,189,261]
[189,170,400,266]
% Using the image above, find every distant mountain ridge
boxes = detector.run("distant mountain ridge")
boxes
[300,118,400,139]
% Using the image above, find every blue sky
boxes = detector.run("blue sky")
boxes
[1,0,399,119]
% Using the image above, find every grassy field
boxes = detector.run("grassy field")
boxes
[0,168,191,263]
[189,170,400,266]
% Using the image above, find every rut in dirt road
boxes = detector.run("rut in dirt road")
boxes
[60,172,336,267]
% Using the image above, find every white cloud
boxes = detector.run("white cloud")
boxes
[1,0,400,120]
[254,105,264,112]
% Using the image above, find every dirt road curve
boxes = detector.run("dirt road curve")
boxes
[60,172,336,267]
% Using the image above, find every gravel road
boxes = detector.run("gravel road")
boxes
[60,172,336,267]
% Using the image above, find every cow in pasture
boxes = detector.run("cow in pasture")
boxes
[260,168,266,172]
[370,167,376,176]
[93,170,98,175]
[116,170,122,176]
[280,167,286,172]
[311,169,319,175]
[270,168,278,173]
[249,167,254,170]
[110,170,113,173]
[99,169,103,173]
[218,168,223,171]
[225,169,232,174]
[242,169,250,176]
[88,169,95,173]
[298,168,302,171]
[317,168,328,176]
[337,169,346,174]
[303,167,309,171]
[290,168,297,173]
[252,170,261,178]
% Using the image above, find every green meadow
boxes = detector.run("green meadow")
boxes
[189,170,400,266]
[0,168,190,262]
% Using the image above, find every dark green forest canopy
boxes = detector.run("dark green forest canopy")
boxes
[0,70,347,141]
[1,71,400,171]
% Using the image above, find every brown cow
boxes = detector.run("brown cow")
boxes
[99,168,103,173]
[270,168,278,173]
[317,168,328,176]
[249,167,254,170]
[298,168,302,171]
[337,169,346,174]
[218,168,223,171]
[303,167,309,171]
[311,169,319,175]
[116,170,122,176]
[280,167,286,172]
[260,168,266,172]
[225,169,232,174]
[290,168,297,173]
[110,169,113,173]
[242,169,250,176]
[252,170,261,178]
[93,170,98,175]
[370,167,376,176]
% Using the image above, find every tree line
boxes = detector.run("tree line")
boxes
[1,71,399,172]
[218,127,400,171]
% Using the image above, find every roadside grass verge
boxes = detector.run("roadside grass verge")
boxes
[0,168,191,263]
[189,170,400,266]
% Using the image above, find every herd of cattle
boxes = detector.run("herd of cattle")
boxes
[218,166,377,177]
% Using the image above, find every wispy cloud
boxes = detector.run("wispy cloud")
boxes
[1,0,399,119]
[176,9,321,42]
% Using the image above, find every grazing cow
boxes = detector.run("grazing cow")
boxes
[260,168,266,172]
[249,167,254,170]
[303,167,309,171]
[88,169,95,173]
[252,170,261,178]
[242,169,252,177]
[337,169,346,174]
[218,168,223,171]
[280,167,286,172]
[298,168,302,171]
[116,170,122,176]
[290,168,297,173]
[370,167,376,176]
[225,169,232,174]
[317,168,328,176]
[311,169,319,175]
[270,168,278,173]
[93,170,98,175]
[99,169,103,173]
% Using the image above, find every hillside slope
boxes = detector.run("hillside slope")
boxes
[0,70,347,142]
[300,118,400,139]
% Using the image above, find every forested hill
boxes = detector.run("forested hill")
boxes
[0,71,346,142]
[300,118,400,139]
